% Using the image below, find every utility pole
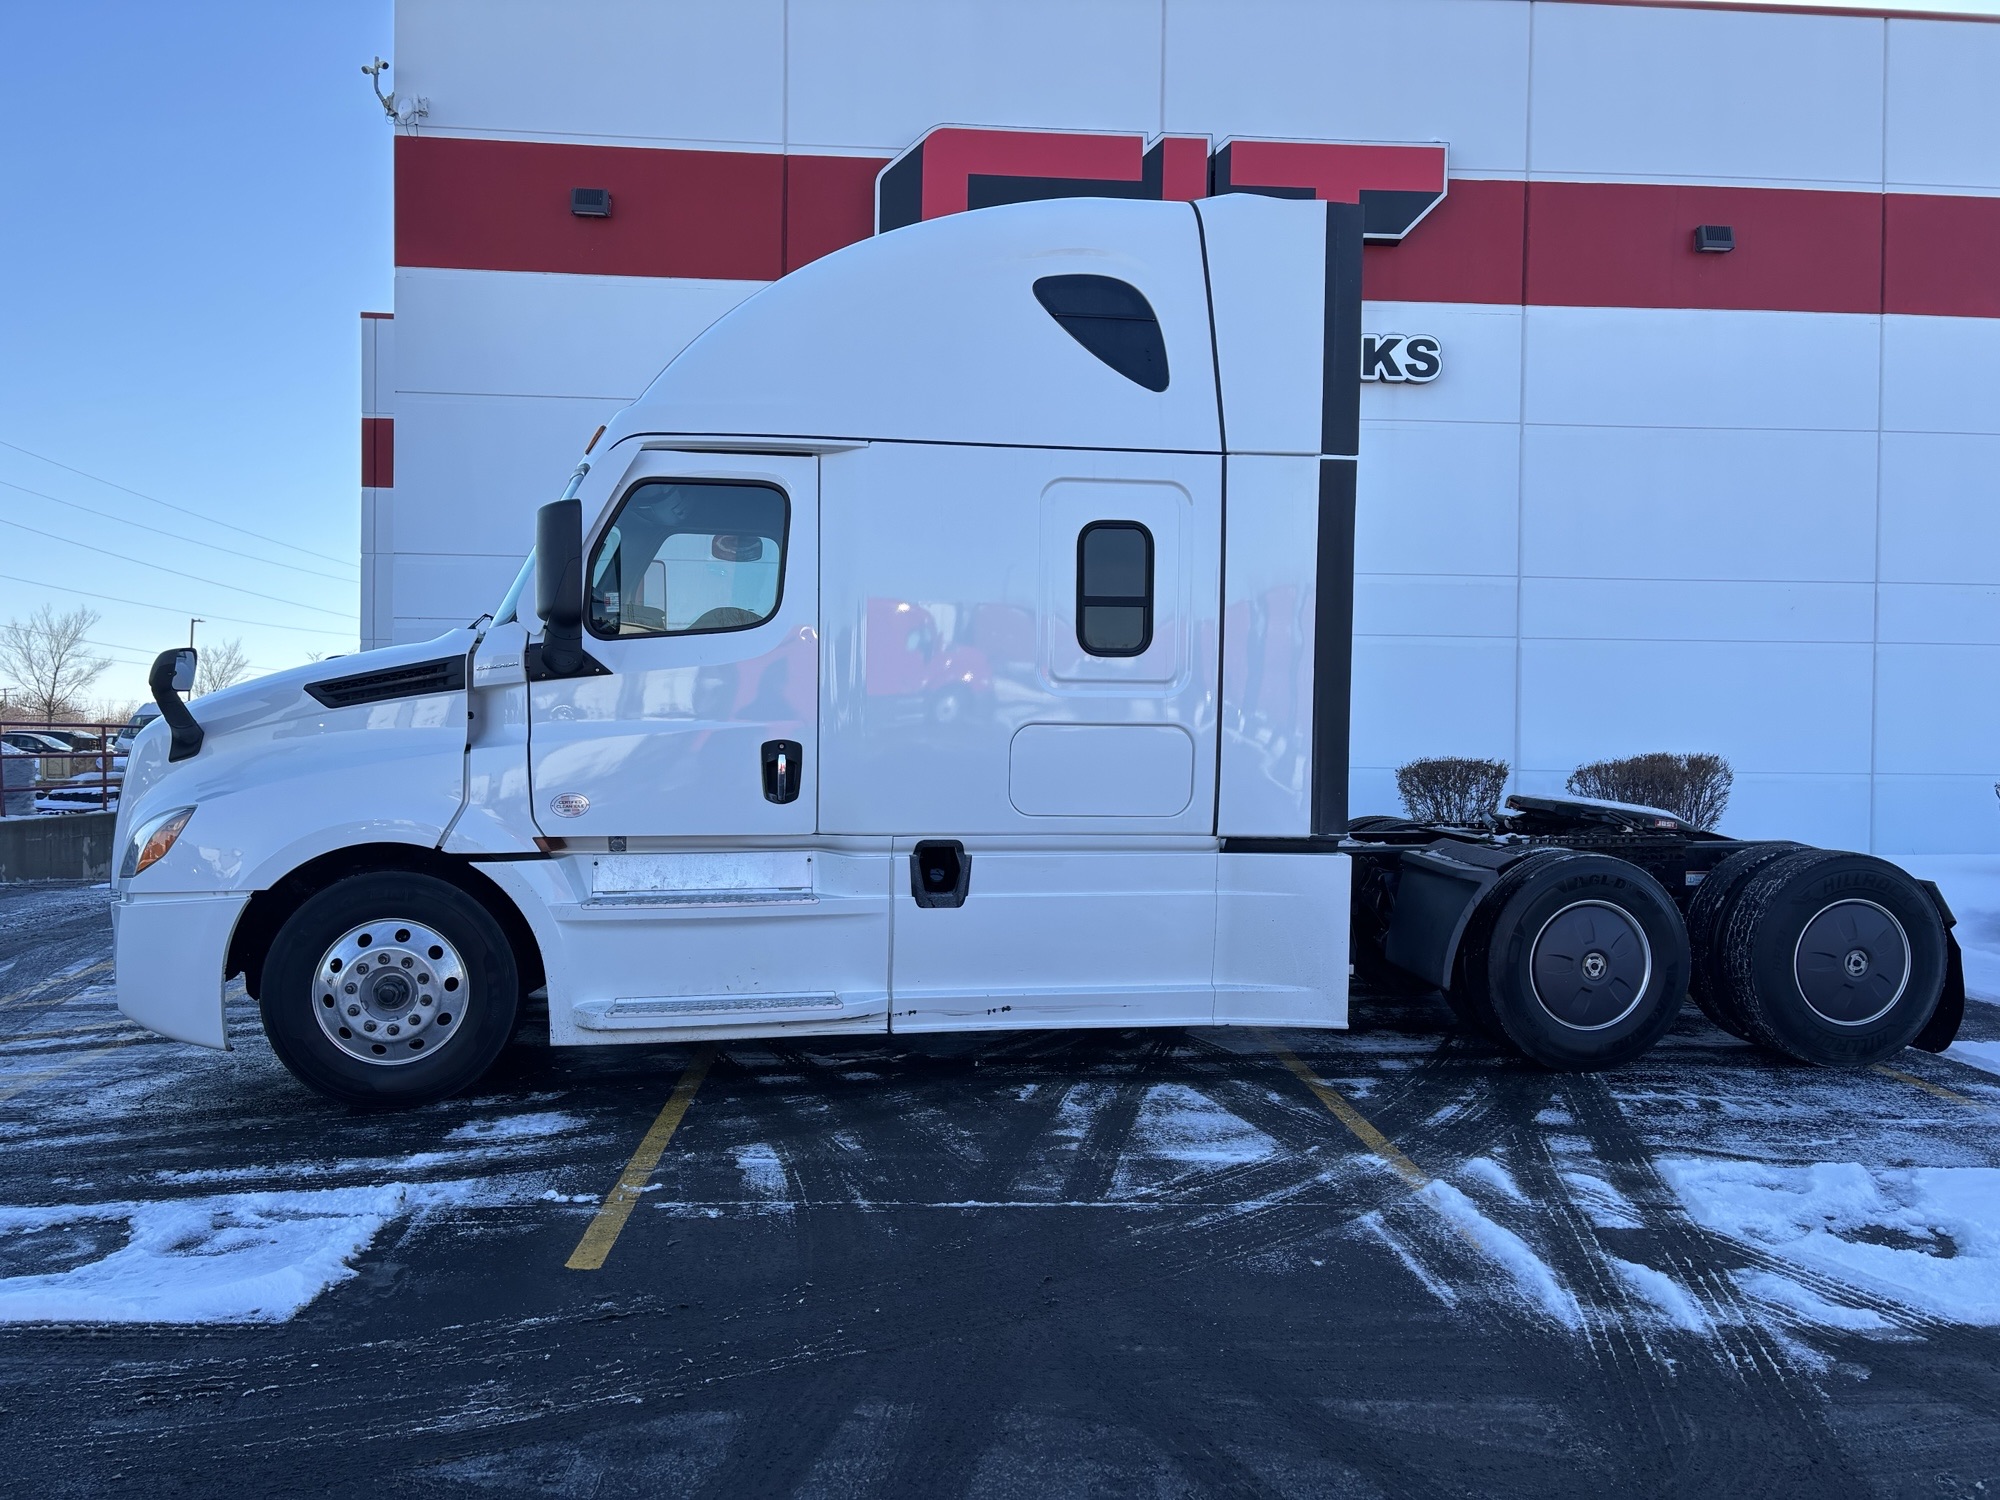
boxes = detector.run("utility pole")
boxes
[188,617,204,649]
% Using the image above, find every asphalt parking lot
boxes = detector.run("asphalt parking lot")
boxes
[2,881,1999,1497]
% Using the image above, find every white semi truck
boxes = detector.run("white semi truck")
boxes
[111,194,1964,1107]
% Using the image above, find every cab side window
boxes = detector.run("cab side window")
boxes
[1076,520,1153,656]
[589,480,788,638]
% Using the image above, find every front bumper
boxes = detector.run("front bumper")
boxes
[114,891,251,1049]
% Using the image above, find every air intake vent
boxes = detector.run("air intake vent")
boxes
[306,656,467,709]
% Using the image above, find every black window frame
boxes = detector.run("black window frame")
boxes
[1075,520,1155,658]
[585,477,791,642]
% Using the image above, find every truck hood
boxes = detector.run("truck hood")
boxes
[118,628,481,873]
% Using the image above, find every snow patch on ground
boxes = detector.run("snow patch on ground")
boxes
[444,1111,585,1144]
[1353,1210,1459,1309]
[1458,1157,1528,1205]
[734,1144,787,1200]
[1662,1157,2000,1326]
[0,1180,501,1324]
[1733,1269,1892,1332]
[1126,1084,1278,1167]
[1607,1257,1710,1334]
[1419,1179,1582,1330]
[1560,1171,1645,1231]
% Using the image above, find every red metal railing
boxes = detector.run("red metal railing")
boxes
[0,721,126,816]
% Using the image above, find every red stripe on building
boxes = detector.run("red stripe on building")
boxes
[784,153,891,272]
[1362,178,1526,305]
[1887,192,2000,319]
[395,135,2000,318]
[396,135,787,280]
[362,417,394,489]
[1524,181,1883,313]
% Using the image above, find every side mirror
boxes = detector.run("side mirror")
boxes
[535,498,586,677]
[147,648,204,762]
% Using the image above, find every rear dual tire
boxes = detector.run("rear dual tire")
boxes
[1453,852,1688,1071]
[1712,849,1947,1068]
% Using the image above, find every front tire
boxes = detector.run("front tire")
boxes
[261,872,521,1108]
[1456,852,1688,1070]
[1717,849,1946,1068]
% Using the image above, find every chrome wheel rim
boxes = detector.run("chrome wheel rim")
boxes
[1793,899,1909,1026]
[1529,900,1653,1032]
[312,919,468,1066]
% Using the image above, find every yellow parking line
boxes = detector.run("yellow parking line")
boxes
[566,1048,715,1272]
[0,1038,142,1105]
[1265,1037,1430,1190]
[1872,1063,1985,1108]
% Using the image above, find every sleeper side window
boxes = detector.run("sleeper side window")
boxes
[1033,275,1170,392]
[588,480,788,639]
[1076,521,1154,657]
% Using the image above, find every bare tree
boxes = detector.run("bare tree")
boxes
[194,636,253,696]
[0,605,111,722]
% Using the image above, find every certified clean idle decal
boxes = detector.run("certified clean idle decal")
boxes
[549,793,590,818]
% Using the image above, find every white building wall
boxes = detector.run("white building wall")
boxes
[382,0,2000,854]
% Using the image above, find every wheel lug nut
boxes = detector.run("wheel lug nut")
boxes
[347,1004,360,1017]
[344,982,357,995]
[420,995,432,1006]
[407,1014,421,1026]
[387,1024,400,1036]
[363,1021,377,1033]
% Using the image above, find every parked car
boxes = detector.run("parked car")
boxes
[38,728,103,753]
[1,731,71,756]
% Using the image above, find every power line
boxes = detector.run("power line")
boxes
[0,476,357,584]
[0,436,359,571]
[0,512,354,619]
[0,569,354,637]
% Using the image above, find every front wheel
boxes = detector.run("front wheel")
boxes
[261,872,522,1108]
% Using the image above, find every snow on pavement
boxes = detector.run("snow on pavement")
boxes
[1661,1158,2000,1326]
[0,1180,512,1325]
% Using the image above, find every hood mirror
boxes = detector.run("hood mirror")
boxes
[148,648,203,762]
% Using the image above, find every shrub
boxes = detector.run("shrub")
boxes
[1395,757,1510,825]
[1566,752,1733,831]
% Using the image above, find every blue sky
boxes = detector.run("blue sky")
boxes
[0,1,392,708]
[4,0,1997,711]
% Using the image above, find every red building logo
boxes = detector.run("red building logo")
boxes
[877,126,1448,243]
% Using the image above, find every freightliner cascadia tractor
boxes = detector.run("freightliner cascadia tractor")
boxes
[111,194,1964,1106]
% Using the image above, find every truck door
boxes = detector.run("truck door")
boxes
[527,451,888,1037]
[529,451,818,840]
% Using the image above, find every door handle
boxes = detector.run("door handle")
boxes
[762,739,803,804]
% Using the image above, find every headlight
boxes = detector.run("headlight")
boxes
[121,806,196,880]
